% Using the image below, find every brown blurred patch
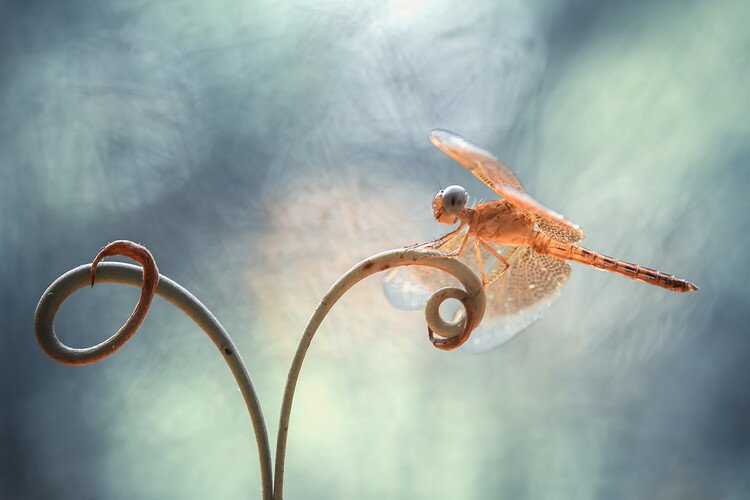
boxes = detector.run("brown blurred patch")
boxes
[246,168,437,356]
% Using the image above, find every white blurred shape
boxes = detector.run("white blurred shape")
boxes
[382,267,437,311]
[386,0,427,26]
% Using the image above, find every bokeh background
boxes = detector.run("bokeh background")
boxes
[2,0,749,498]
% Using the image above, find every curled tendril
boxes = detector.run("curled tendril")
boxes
[426,286,481,349]
[33,240,273,500]
[35,240,159,365]
[274,248,486,499]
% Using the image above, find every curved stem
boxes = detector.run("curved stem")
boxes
[34,262,273,500]
[36,240,160,365]
[273,248,485,499]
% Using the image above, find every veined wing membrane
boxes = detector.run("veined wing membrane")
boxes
[430,129,584,242]
[430,129,525,193]
[383,225,472,311]
[460,245,572,352]
[534,214,585,244]
[384,231,571,352]
[502,187,585,243]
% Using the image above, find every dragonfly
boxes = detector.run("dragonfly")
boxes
[384,129,697,352]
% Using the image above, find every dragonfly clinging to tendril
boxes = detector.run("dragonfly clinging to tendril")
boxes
[384,129,697,351]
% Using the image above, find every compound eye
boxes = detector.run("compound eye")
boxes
[441,185,467,214]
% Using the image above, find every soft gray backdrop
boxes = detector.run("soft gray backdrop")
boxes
[2,0,749,498]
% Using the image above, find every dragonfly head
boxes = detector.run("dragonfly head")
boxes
[432,185,468,225]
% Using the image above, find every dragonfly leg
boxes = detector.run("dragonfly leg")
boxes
[479,239,510,268]
[445,232,471,257]
[414,223,465,250]
[479,240,516,287]
[473,239,489,286]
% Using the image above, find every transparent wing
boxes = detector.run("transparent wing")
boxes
[383,226,470,311]
[430,129,585,243]
[430,129,525,192]
[460,246,571,353]
[384,234,571,353]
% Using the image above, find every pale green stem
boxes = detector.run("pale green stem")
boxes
[34,263,273,500]
[273,248,485,499]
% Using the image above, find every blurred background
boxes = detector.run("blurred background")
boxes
[2,0,749,498]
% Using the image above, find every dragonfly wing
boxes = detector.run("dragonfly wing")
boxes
[430,129,584,243]
[385,226,570,353]
[383,266,444,310]
[534,214,585,244]
[430,129,525,193]
[501,187,585,243]
[384,226,472,311]
[459,246,572,353]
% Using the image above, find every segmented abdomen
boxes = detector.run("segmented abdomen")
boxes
[535,235,697,293]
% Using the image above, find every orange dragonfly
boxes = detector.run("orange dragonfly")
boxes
[384,129,697,352]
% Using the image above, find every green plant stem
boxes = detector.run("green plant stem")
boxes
[35,263,273,500]
[273,248,485,499]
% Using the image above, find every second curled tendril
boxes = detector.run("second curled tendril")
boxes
[35,240,159,366]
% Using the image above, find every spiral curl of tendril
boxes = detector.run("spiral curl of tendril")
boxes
[34,242,485,500]
[33,240,273,500]
[274,248,486,499]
